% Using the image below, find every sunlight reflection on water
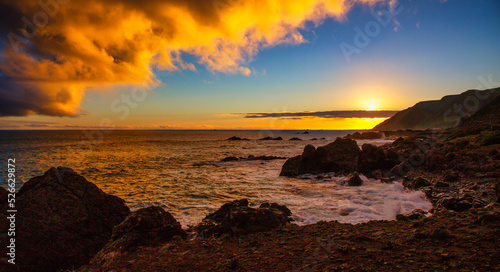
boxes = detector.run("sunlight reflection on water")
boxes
[0,130,431,228]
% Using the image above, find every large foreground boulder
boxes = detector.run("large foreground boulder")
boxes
[88,206,187,267]
[280,138,361,176]
[0,167,130,272]
[194,199,292,237]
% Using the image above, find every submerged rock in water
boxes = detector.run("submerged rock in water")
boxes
[227,136,249,141]
[0,167,130,272]
[259,136,283,141]
[193,199,292,237]
[221,156,239,162]
[89,206,187,267]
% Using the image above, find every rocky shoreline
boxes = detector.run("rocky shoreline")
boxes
[1,126,499,271]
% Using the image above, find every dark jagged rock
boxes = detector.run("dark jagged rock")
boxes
[344,172,363,186]
[111,206,186,247]
[0,167,130,272]
[89,206,186,267]
[280,138,361,176]
[259,202,292,216]
[227,136,248,141]
[194,199,292,237]
[404,177,432,190]
[221,156,239,162]
[289,137,302,141]
[439,197,473,212]
[396,209,427,221]
[302,144,316,159]
[279,156,302,176]
[358,144,401,175]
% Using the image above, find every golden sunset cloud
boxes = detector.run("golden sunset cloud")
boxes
[0,0,386,116]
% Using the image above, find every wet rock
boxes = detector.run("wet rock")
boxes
[289,137,302,141]
[259,202,292,216]
[358,144,400,175]
[280,137,361,176]
[404,177,431,190]
[344,172,363,186]
[89,206,186,267]
[194,199,292,237]
[0,167,130,272]
[396,209,427,221]
[389,161,413,178]
[221,156,239,162]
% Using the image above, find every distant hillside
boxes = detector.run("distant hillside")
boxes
[373,88,500,131]
[454,93,500,135]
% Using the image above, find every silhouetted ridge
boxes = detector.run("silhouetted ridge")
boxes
[373,88,500,131]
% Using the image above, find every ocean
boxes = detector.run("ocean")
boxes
[0,130,432,228]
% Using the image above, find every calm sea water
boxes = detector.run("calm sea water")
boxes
[0,130,431,227]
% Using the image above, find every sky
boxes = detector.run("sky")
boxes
[0,0,499,130]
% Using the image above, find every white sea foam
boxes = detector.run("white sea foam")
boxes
[283,178,432,225]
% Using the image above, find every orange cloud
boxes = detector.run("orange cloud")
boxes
[0,0,386,116]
